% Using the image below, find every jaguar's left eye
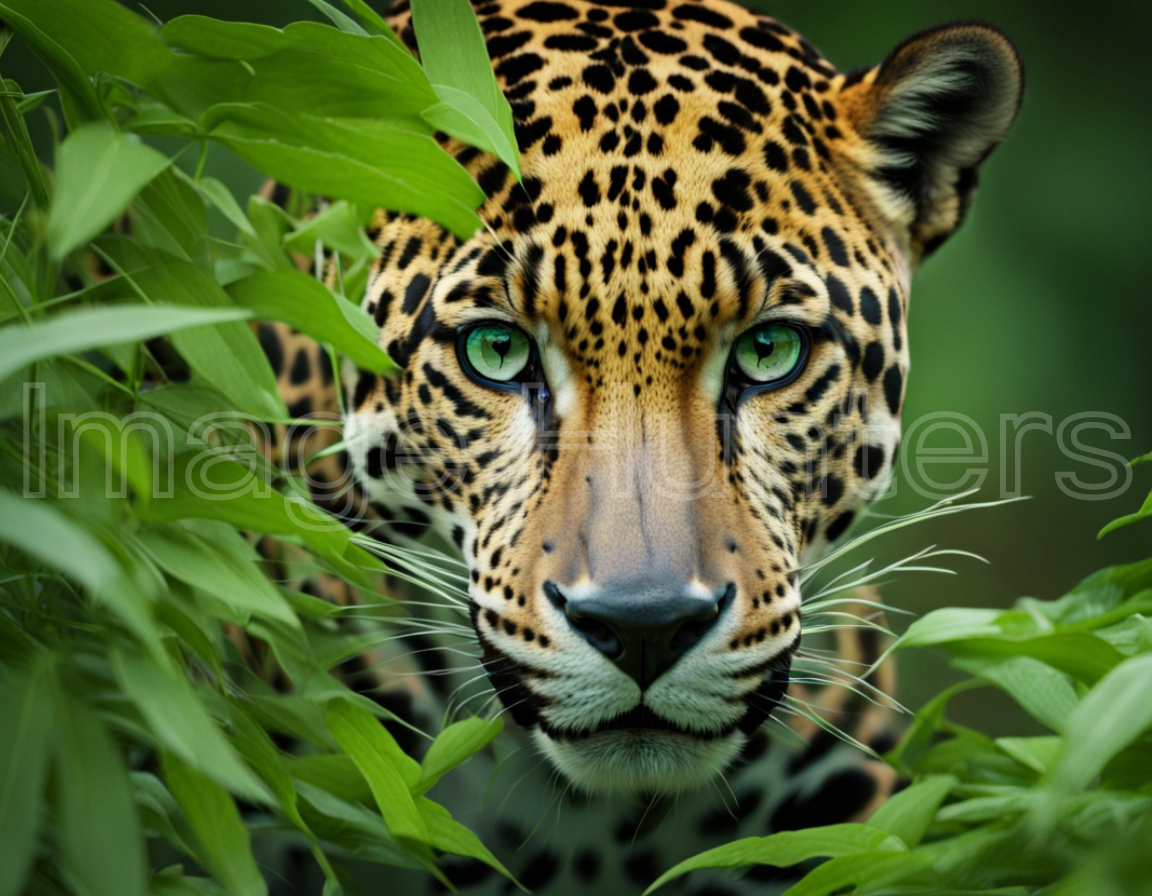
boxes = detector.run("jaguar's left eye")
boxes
[458,322,534,388]
[730,323,809,388]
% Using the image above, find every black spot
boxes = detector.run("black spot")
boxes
[289,348,310,386]
[628,68,657,95]
[573,95,598,131]
[673,5,733,30]
[573,849,601,881]
[762,139,789,172]
[790,181,817,215]
[821,475,844,507]
[519,1,578,21]
[883,364,904,415]
[582,64,616,94]
[858,286,882,325]
[487,31,531,59]
[888,286,903,328]
[862,341,885,383]
[615,10,658,30]
[258,323,283,375]
[578,171,601,207]
[352,370,376,407]
[639,30,686,54]
[702,33,740,66]
[496,53,544,85]
[545,34,598,51]
[854,443,885,481]
[520,851,560,891]
[400,272,431,314]
[651,169,678,210]
[772,769,878,831]
[653,94,680,127]
[697,117,746,155]
[740,25,785,52]
[396,236,422,270]
[826,274,853,314]
[821,226,849,267]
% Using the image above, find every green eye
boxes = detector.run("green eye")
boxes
[732,324,807,386]
[462,323,532,384]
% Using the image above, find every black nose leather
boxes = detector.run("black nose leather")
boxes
[544,579,734,687]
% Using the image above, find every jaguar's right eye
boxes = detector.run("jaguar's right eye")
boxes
[457,321,535,391]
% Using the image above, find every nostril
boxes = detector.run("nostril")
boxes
[569,613,623,658]
[669,582,734,654]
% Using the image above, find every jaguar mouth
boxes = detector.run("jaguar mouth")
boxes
[541,704,721,741]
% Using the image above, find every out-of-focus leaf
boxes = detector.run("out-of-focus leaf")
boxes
[644,825,906,894]
[0,491,164,658]
[0,305,250,383]
[112,650,271,802]
[46,122,171,259]
[866,775,956,849]
[410,0,520,178]
[139,521,298,627]
[55,695,148,896]
[0,1,104,125]
[227,269,396,375]
[1099,487,1152,537]
[952,655,1079,733]
[0,665,53,896]
[415,716,502,797]
[1047,653,1152,794]
[996,736,1064,775]
[165,754,268,896]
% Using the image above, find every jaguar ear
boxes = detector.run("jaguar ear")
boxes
[843,23,1024,260]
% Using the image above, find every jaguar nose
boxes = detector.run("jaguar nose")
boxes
[544,579,735,688]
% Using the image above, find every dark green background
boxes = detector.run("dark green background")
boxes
[6,0,1150,731]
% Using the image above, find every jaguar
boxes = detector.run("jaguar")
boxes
[260,0,1023,890]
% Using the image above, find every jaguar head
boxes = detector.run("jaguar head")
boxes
[347,0,1023,794]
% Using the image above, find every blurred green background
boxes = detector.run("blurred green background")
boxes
[5,0,1150,733]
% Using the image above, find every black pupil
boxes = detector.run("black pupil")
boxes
[490,332,511,366]
[754,335,776,364]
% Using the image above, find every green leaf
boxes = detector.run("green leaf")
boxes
[338,0,405,43]
[282,200,377,262]
[415,716,503,797]
[46,122,172,259]
[111,650,271,803]
[0,491,164,658]
[644,825,905,894]
[0,665,53,896]
[1047,653,1152,794]
[138,454,382,587]
[165,754,268,896]
[1099,487,1152,537]
[227,269,397,375]
[886,679,986,776]
[782,852,926,896]
[952,655,1080,733]
[417,798,525,890]
[139,520,298,627]
[866,775,956,849]
[995,736,1064,775]
[326,699,422,789]
[204,103,484,239]
[0,1,104,126]
[410,0,520,178]
[121,260,286,420]
[325,701,430,850]
[0,304,250,383]
[55,695,148,896]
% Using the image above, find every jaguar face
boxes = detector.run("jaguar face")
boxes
[345,0,1023,794]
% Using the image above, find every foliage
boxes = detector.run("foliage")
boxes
[3,1,1152,895]
[0,1,520,893]
[648,503,1152,895]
